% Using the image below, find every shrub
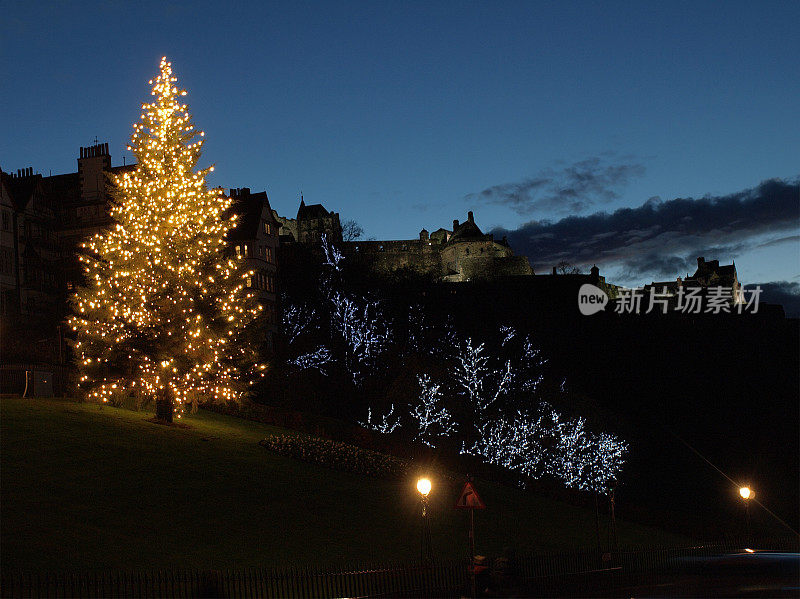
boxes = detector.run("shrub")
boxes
[259,434,410,479]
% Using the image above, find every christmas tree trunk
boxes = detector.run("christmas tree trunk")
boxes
[155,387,173,423]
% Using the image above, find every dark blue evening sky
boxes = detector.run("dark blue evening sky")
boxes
[2,0,798,289]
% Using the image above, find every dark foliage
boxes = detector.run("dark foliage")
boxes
[259,433,410,479]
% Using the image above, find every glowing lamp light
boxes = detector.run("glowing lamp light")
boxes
[739,486,753,500]
[416,478,432,497]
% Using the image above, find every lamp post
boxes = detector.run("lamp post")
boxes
[417,477,433,563]
[739,486,753,542]
[609,487,619,552]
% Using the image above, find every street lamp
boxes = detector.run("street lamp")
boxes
[739,486,754,541]
[417,478,432,497]
[417,478,433,563]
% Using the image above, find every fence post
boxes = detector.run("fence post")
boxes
[281,565,289,598]
[283,565,290,598]
[332,565,339,599]
[275,565,283,598]
[316,563,325,598]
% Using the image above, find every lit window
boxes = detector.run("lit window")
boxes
[246,277,252,288]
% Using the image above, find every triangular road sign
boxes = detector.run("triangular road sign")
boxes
[454,481,486,509]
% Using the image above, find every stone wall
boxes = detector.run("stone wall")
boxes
[441,239,530,281]
[342,240,443,277]
[272,211,298,241]
[454,255,533,282]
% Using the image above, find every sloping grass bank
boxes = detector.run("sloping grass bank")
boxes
[1,398,683,571]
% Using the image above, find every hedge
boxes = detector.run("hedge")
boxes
[259,433,410,479]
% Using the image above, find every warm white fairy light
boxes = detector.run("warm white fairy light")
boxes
[69,57,265,414]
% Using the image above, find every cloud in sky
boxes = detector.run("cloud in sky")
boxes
[491,178,800,282]
[756,234,800,249]
[465,156,646,215]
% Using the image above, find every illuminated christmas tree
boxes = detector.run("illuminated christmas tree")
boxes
[70,57,264,421]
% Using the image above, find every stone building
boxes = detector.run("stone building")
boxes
[41,143,136,291]
[341,210,533,282]
[644,257,743,305]
[1,144,138,317]
[0,168,65,323]
[1,143,137,387]
[226,187,281,346]
[273,198,342,244]
[687,257,742,300]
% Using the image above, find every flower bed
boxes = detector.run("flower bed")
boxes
[259,433,410,479]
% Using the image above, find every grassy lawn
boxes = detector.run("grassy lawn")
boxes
[1,397,683,571]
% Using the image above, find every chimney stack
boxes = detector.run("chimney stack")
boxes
[453,219,459,230]
[468,211,474,223]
